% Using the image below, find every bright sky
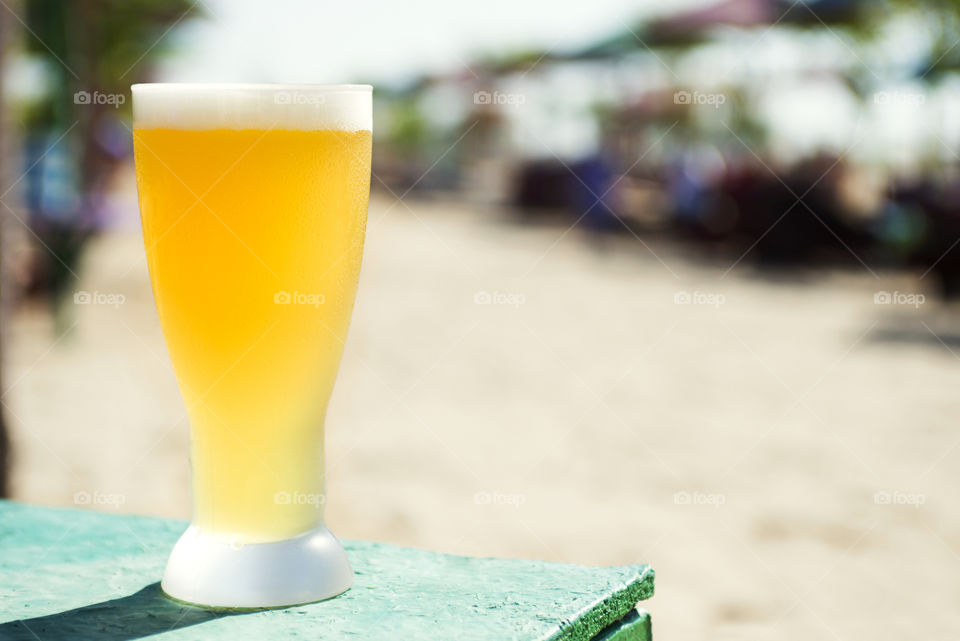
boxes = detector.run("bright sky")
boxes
[158,0,712,84]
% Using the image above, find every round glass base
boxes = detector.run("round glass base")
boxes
[161,524,353,608]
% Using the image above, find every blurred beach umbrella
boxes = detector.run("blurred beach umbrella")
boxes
[570,0,871,57]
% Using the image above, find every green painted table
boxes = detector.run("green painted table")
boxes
[0,502,653,640]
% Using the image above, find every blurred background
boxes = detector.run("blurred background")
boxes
[2,0,959,638]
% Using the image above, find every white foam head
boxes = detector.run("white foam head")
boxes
[131,83,372,131]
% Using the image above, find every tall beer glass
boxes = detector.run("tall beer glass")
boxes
[131,84,371,607]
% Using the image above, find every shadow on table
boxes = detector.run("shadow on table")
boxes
[0,582,252,640]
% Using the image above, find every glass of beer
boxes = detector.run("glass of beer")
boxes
[131,83,372,607]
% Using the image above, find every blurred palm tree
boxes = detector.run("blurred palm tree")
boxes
[18,0,199,301]
[0,0,200,495]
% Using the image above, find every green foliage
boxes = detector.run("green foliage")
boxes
[14,0,202,298]
[22,0,201,126]
[388,98,429,151]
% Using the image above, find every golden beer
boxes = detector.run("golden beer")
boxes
[133,89,371,546]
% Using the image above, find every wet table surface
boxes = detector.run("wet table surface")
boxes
[0,501,653,640]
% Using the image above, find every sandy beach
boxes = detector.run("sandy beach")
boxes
[6,185,960,639]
